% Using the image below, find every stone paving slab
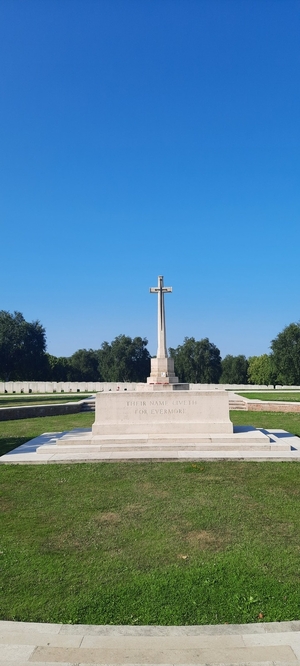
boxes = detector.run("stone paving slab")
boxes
[1,621,300,665]
[1,662,299,666]
[79,635,246,649]
[28,644,298,663]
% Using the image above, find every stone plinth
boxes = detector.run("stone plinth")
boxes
[91,389,233,437]
[147,356,178,384]
[137,382,189,391]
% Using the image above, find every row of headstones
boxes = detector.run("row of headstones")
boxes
[0,381,291,394]
[0,382,138,394]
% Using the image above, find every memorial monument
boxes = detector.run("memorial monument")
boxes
[37,275,277,457]
[147,275,178,385]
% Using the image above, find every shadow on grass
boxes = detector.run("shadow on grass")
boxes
[0,437,28,457]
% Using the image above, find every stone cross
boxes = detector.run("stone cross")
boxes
[150,275,172,359]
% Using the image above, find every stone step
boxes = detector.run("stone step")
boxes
[0,619,299,665]
[229,400,247,410]
[81,400,95,412]
[91,431,270,444]
[45,432,272,447]
[37,445,290,457]
[37,440,290,454]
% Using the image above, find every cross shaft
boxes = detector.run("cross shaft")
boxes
[150,275,172,358]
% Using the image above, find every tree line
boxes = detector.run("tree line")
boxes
[1,310,300,385]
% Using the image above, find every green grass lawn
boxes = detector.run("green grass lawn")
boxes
[1,457,300,625]
[1,411,300,625]
[232,410,300,437]
[237,392,300,402]
[0,412,94,457]
[0,393,93,408]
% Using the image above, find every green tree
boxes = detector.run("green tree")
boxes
[169,337,222,383]
[220,355,249,384]
[46,354,73,382]
[247,354,275,385]
[0,310,47,380]
[98,335,151,382]
[271,322,300,385]
[69,349,100,381]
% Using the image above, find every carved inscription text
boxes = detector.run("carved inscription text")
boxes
[126,397,198,416]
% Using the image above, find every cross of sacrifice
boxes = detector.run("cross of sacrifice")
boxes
[150,275,172,359]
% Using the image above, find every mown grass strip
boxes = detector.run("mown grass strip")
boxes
[1,460,300,625]
[237,392,300,402]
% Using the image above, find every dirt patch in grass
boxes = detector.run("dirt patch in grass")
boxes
[95,511,121,523]
[185,529,229,551]
[187,529,217,545]
[42,525,96,553]
[138,481,153,491]
[0,499,14,512]
[137,482,169,498]
[197,475,225,481]
[124,503,147,516]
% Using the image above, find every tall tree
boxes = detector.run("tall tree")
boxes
[46,354,72,382]
[69,349,100,381]
[220,355,249,384]
[98,335,151,382]
[247,354,275,385]
[0,310,47,380]
[169,337,222,383]
[271,322,300,385]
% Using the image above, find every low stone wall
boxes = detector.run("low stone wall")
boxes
[0,401,83,422]
[247,402,300,413]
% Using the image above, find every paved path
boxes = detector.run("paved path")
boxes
[1,428,300,463]
[1,620,300,664]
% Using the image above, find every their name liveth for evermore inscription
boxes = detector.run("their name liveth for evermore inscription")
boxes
[126,398,197,416]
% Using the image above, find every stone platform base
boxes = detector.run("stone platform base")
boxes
[31,389,290,460]
[36,426,291,457]
[34,389,291,459]
[2,427,298,463]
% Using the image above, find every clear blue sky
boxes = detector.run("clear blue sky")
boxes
[1,0,299,359]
